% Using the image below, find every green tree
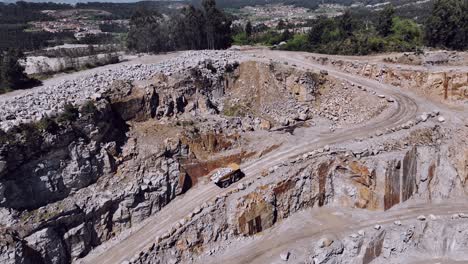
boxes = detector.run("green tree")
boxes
[308,16,326,46]
[245,21,252,37]
[174,6,207,50]
[392,17,423,44]
[232,32,249,45]
[339,10,353,38]
[0,49,31,93]
[425,0,468,50]
[307,16,336,46]
[202,0,232,49]
[281,29,293,42]
[283,34,309,51]
[377,5,395,37]
[127,9,166,53]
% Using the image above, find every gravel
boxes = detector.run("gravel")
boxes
[0,50,243,131]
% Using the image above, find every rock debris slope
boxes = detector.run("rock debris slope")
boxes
[0,50,241,131]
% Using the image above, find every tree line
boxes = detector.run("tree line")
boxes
[127,0,232,53]
[234,0,466,55]
[425,0,467,50]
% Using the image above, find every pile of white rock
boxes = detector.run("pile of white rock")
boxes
[0,50,242,131]
[210,167,234,183]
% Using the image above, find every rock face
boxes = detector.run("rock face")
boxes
[1,50,467,264]
[0,51,243,264]
[130,134,466,263]
[0,101,122,210]
[133,132,467,264]
[223,61,323,126]
[0,97,184,264]
[301,217,468,264]
[309,55,468,103]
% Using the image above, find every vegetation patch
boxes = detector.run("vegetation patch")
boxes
[56,103,79,123]
[232,0,467,55]
[223,103,249,117]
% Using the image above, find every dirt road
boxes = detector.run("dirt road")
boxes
[201,201,468,264]
[79,49,467,264]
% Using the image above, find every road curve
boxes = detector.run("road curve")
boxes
[79,50,457,264]
[206,202,468,264]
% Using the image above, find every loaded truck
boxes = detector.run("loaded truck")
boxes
[210,163,244,188]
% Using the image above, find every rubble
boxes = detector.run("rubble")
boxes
[0,50,243,131]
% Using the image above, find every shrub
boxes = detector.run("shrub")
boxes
[232,32,250,45]
[0,128,12,144]
[223,104,247,117]
[16,123,41,142]
[392,17,422,44]
[80,100,98,116]
[57,103,79,123]
[35,117,59,133]
[367,36,387,53]
[282,34,309,51]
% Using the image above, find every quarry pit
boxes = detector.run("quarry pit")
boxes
[0,49,467,264]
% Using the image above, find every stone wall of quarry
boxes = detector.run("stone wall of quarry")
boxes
[309,56,468,103]
[0,96,184,264]
[133,132,468,264]
[0,59,243,264]
[1,52,466,264]
[0,57,327,264]
[303,215,468,264]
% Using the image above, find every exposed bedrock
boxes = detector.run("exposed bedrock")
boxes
[0,100,124,210]
[134,134,468,264]
[1,52,466,264]
[0,58,241,264]
[304,217,468,264]
[309,55,468,103]
[0,96,184,264]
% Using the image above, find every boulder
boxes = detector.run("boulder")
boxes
[260,119,272,130]
[280,251,290,261]
[25,227,67,264]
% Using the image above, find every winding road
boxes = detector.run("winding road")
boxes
[78,49,467,264]
[202,201,468,264]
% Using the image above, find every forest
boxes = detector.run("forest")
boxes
[234,0,467,55]
[127,0,232,53]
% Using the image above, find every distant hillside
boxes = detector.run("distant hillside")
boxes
[0,0,434,21]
